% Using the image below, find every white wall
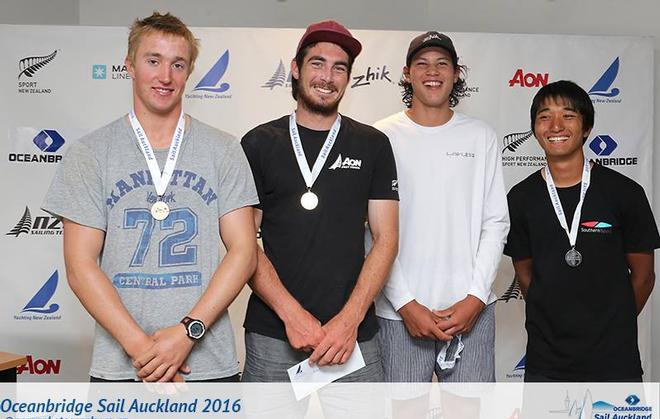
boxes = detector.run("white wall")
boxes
[2,0,659,380]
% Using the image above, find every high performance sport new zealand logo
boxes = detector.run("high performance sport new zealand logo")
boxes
[498,278,524,302]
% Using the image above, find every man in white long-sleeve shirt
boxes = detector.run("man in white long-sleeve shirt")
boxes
[374,31,509,385]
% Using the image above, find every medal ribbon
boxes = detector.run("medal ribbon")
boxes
[544,157,591,250]
[289,112,341,190]
[129,110,185,198]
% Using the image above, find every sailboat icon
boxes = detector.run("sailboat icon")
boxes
[588,58,620,97]
[22,270,60,314]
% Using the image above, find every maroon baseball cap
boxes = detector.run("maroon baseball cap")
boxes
[296,20,362,59]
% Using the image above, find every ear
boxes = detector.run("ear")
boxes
[125,56,135,79]
[582,127,592,142]
[402,66,410,82]
[291,59,300,81]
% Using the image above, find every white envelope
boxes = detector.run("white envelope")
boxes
[287,343,366,401]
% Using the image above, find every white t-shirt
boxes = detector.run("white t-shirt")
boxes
[373,111,509,320]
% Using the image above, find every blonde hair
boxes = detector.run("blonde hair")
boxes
[127,12,199,74]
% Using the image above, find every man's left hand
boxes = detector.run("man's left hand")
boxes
[308,310,359,367]
[433,295,485,336]
[133,324,194,382]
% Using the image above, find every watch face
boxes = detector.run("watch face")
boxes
[188,321,205,338]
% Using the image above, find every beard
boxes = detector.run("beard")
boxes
[297,82,344,116]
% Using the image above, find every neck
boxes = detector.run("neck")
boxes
[545,151,586,187]
[406,102,453,127]
[295,105,338,131]
[133,103,183,148]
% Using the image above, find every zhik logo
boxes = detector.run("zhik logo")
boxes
[6,206,62,237]
[351,65,392,88]
[508,69,548,88]
[18,50,58,79]
[16,355,61,375]
[92,64,107,80]
[589,57,620,98]
[21,270,60,315]
[589,135,617,156]
[193,50,231,93]
[262,60,291,89]
[33,130,65,152]
[328,154,362,170]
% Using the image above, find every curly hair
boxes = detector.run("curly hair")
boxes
[399,63,469,108]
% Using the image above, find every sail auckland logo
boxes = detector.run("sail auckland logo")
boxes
[14,270,62,320]
[186,50,232,99]
[589,57,621,104]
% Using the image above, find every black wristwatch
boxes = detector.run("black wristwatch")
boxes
[180,316,206,340]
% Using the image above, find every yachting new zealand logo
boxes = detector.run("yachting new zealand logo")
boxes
[262,59,292,90]
[15,270,62,320]
[6,206,62,237]
[588,57,621,103]
[17,50,58,94]
[187,50,231,99]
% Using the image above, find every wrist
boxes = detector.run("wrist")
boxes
[180,316,206,341]
[123,334,152,359]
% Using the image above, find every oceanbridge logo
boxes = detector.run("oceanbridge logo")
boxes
[549,390,652,417]
[589,57,621,103]
[187,50,231,99]
[14,270,62,320]
[8,129,65,164]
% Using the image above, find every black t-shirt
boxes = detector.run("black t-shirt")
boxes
[241,115,399,342]
[504,163,660,381]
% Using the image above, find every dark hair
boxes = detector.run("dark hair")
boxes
[530,80,595,142]
[291,42,355,101]
[399,59,468,108]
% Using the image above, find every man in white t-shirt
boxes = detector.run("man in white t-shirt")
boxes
[374,32,509,391]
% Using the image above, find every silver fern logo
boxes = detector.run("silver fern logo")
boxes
[17,50,58,94]
[497,278,523,302]
[6,206,61,237]
[6,206,32,237]
[502,129,533,153]
[262,59,291,90]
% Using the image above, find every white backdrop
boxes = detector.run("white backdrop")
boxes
[0,25,653,382]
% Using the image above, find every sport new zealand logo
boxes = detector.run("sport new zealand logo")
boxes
[502,130,534,153]
[18,50,57,79]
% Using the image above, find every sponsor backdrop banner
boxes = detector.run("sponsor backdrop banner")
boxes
[0,25,653,382]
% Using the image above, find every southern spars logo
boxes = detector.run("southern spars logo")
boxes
[6,206,62,237]
[589,134,638,167]
[8,129,65,164]
[262,59,291,90]
[498,278,523,303]
[328,154,362,170]
[351,64,393,88]
[92,63,131,80]
[14,270,62,321]
[506,355,525,379]
[580,221,613,234]
[589,57,621,104]
[186,50,231,99]
[508,68,549,88]
[17,50,58,94]
[16,355,61,376]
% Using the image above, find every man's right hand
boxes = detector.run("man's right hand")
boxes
[398,300,453,341]
[283,305,326,352]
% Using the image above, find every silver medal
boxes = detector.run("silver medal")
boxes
[151,201,170,220]
[565,247,582,267]
[300,191,318,210]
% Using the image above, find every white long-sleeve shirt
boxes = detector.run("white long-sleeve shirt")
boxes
[373,111,509,320]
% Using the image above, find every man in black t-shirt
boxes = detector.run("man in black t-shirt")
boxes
[240,20,399,387]
[505,80,660,382]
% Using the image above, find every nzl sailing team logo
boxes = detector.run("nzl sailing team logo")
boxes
[262,59,292,90]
